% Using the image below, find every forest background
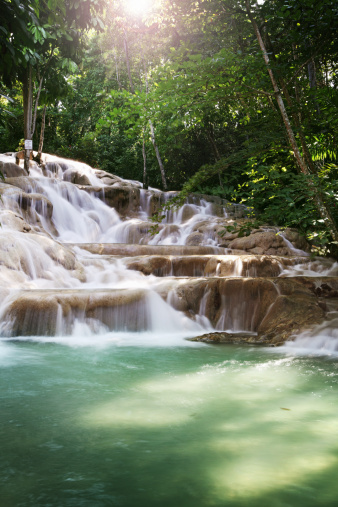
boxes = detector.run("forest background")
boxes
[0,0,337,254]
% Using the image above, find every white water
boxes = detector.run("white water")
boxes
[282,317,338,356]
[0,154,337,350]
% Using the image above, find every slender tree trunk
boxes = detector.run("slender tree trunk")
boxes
[123,30,168,190]
[141,42,168,190]
[292,43,302,123]
[32,75,44,138]
[142,129,148,189]
[123,29,134,94]
[113,49,122,90]
[37,105,47,163]
[245,1,338,242]
[307,57,317,89]
[279,80,317,174]
[263,29,317,174]
[206,125,223,189]
[149,120,167,190]
[22,64,33,174]
[304,40,321,116]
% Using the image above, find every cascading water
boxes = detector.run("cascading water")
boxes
[1,153,338,507]
[0,151,337,347]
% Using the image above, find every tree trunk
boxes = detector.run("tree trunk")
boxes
[32,75,44,138]
[142,129,148,190]
[22,64,33,174]
[149,120,167,190]
[263,29,317,174]
[123,29,134,94]
[206,125,223,189]
[292,43,302,122]
[141,42,167,190]
[113,49,122,90]
[245,1,338,242]
[37,105,47,163]
[307,58,317,89]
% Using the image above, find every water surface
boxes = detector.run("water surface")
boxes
[1,339,338,506]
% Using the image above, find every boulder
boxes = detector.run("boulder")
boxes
[257,292,324,345]
[186,232,204,246]
[102,185,141,216]
[63,169,92,186]
[181,204,197,222]
[0,210,32,233]
[227,229,307,256]
[0,161,27,178]
[4,176,45,194]
[190,332,263,344]
[93,169,122,186]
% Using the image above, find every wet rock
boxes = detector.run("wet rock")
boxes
[0,161,27,178]
[283,228,310,252]
[114,221,151,244]
[190,193,247,219]
[181,204,197,222]
[125,256,172,276]
[147,192,163,216]
[4,176,45,194]
[63,169,92,186]
[102,185,141,216]
[190,332,262,344]
[93,170,122,185]
[314,282,338,298]
[0,232,85,281]
[0,210,32,233]
[257,293,324,345]
[227,229,306,256]
[186,232,204,246]
[159,224,180,241]
[70,243,226,256]
[0,181,57,234]
[3,288,150,336]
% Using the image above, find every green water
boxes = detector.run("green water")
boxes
[1,340,338,507]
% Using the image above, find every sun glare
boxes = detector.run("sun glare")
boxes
[125,0,152,16]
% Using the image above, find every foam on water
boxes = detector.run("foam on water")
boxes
[5,329,206,348]
[282,318,338,356]
[281,258,338,277]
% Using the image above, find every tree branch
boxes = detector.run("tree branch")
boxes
[241,83,274,97]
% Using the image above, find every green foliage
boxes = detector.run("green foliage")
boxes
[1,0,337,251]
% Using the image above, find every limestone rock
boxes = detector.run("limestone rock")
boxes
[257,293,324,345]
[0,161,27,178]
[227,229,307,256]
[2,288,150,336]
[0,181,57,235]
[63,169,92,186]
[125,256,172,276]
[190,332,262,344]
[0,210,32,233]
[0,232,85,282]
[101,185,141,216]
[186,232,204,246]
[181,204,197,222]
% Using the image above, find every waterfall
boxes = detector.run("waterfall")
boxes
[0,152,337,350]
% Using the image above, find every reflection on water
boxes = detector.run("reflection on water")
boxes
[1,341,338,506]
